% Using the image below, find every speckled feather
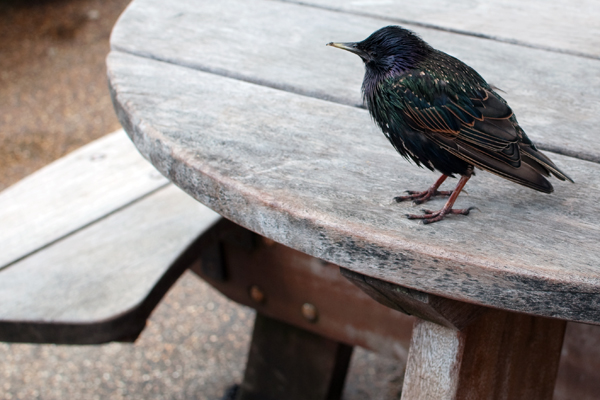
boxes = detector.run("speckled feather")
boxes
[353,26,572,193]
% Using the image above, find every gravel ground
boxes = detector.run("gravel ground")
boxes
[0,0,405,398]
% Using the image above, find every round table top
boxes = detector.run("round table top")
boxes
[107,0,600,324]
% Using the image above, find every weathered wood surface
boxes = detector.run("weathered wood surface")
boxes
[0,184,219,322]
[110,0,600,162]
[0,130,169,271]
[402,312,566,399]
[0,185,220,343]
[0,132,221,343]
[108,50,600,324]
[280,0,600,59]
[106,1,600,396]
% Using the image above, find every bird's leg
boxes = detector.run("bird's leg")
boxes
[394,174,453,205]
[406,173,476,224]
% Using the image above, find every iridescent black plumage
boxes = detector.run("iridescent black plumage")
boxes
[328,26,572,223]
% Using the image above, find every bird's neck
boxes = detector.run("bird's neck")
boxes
[361,47,432,108]
[362,70,382,112]
[361,64,409,114]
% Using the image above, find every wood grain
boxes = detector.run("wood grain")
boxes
[456,310,566,400]
[108,50,600,324]
[0,130,169,270]
[280,0,600,59]
[110,0,600,162]
[402,320,463,399]
[402,311,566,399]
[554,322,600,400]
[0,184,220,323]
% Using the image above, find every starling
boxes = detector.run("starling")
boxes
[327,26,573,224]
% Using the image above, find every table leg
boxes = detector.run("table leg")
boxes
[401,310,566,400]
[237,313,353,400]
[340,268,567,399]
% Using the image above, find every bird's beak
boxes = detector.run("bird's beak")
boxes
[326,42,369,60]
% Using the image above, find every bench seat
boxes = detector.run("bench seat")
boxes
[0,131,221,344]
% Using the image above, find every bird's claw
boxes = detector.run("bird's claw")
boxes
[406,206,477,224]
[394,189,453,205]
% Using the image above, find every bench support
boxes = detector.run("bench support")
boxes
[237,313,353,400]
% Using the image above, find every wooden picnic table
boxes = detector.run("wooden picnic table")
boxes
[106,0,600,398]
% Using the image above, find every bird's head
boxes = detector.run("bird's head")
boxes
[327,26,431,77]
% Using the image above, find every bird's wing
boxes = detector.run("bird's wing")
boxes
[391,75,522,167]
[386,74,572,192]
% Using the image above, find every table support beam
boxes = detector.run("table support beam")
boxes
[237,313,353,400]
[401,310,567,400]
[341,268,567,399]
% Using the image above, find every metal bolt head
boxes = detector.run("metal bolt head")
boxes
[301,303,318,322]
[262,237,276,246]
[249,285,266,304]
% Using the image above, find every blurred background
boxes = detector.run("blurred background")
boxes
[0,0,125,191]
[0,1,403,398]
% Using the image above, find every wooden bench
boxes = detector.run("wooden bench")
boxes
[107,0,600,398]
[0,130,221,343]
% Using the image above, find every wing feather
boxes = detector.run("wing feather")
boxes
[385,73,572,190]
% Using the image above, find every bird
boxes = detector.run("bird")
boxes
[327,26,573,224]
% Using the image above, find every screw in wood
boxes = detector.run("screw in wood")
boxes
[262,237,276,246]
[249,285,266,304]
[301,303,319,322]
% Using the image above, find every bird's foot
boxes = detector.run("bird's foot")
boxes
[406,207,478,224]
[394,189,453,205]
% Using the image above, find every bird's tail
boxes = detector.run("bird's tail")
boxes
[521,146,574,183]
[431,135,562,193]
